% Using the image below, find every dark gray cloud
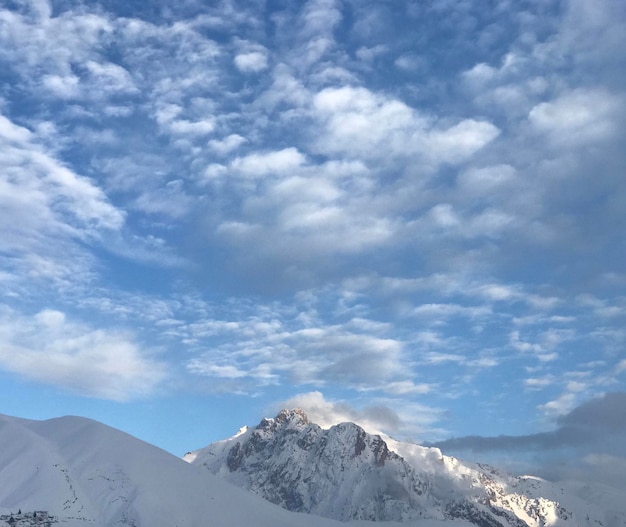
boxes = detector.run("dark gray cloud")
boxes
[433,392,626,449]
[558,391,626,431]
[431,392,626,490]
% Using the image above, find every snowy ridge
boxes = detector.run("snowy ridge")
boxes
[186,409,626,527]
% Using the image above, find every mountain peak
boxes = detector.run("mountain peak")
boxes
[257,408,309,432]
[276,408,309,426]
[189,411,430,521]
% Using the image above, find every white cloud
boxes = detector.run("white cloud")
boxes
[509,330,545,354]
[0,114,33,143]
[394,54,423,71]
[184,306,410,393]
[312,85,499,165]
[312,85,424,158]
[168,118,215,136]
[539,392,578,418]
[528,89,621,146]
[411,303,490,319]
[271,175,340,203]
[421,352,466,365]
[566,380,587,393]
[0,306,167,401]
[153,102,215,137]
[460,57,549,117]
[426,119,500,163]
[32,151,124,230]
[188,363,248,380]
[462,62,497,87]
[300,0,342,39]
[384,381,433,395]
[555,0,626,75]
[133,180,193,218]
[356,44,388,63]
[456,164,517,196]
[201,163,228,182]
[208,134,247,155]
[234,51,268,73]
[0,5,114,91]
[0,113,125,287]
[254,64,310,111]
[275,390,444,441]
[231,147,306,178]
[211,161,399,270]
[428,203,461,228]
[41,73,81,98]
[524,376,555,390]
[85,60,138,95]
[276,391,400,435]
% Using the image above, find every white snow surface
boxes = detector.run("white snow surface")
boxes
[186,409,626,527]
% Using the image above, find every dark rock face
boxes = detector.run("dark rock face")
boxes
[372,435,393,466]
[354,428,367,456]
[446,502,530,527]
[447,502,507,527]
[226,442,243,472]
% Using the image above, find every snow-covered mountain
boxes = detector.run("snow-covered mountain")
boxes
[2,410,624,527]
[0,413,367,527]
[185,409,626,527]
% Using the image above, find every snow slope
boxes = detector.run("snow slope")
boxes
[186,409,626,527]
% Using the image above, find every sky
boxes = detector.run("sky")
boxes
[0,0,625,489]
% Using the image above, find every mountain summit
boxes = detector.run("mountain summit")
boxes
[185,409,624,527]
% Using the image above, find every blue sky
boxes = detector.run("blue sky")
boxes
[1,0,625,487]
